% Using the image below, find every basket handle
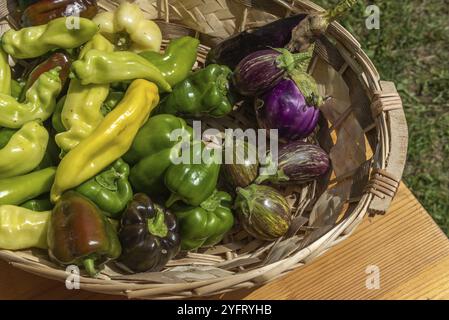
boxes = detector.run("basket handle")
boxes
[368,81,408,214]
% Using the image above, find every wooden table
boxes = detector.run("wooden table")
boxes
[1,183,448,300]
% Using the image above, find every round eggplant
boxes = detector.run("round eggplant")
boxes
[235,184,291,241]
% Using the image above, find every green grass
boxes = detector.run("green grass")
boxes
[314,0,449,232]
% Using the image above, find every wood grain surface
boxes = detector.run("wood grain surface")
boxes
[1,183,448,300]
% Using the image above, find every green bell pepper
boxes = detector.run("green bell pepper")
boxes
[0,68,62,128]
[172,190,234,250]
[156,64,233,118]
[76,159,133,218]
[0,167,56,206]
[2,17,98,59]
[71,49,172,92]
[164,142,221,207]
[139,36,200,87]
[126,114,192,198]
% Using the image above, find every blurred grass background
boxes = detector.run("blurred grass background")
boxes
[314,0,449,232]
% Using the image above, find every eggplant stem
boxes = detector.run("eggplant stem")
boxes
[324,0,359,23]
[286,0,359,53]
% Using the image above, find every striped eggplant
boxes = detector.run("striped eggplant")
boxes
[235,184,291,241]
[257,141,330,184]
[222,140,259,189]
[233,48,312,97]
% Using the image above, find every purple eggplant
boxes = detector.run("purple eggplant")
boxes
[256,78,320,140]
[257,141,330,185]
[233,48,312,97]
[206,14,307,69]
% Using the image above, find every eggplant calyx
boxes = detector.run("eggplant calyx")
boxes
[236,187,255,216]
[217,67,232,96]
[274,48,312,74]
[289,69,323,107]
[147,206,168,238]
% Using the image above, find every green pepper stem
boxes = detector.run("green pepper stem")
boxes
[324,0,359,23]
[147,206,169,238]
[83,258,98,277]
[165,193,182,208]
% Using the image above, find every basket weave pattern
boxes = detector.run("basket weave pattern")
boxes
[0,0,408,299]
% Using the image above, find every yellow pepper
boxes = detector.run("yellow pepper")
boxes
[93,2,162,53]
[51,79,160,203]
[55,34,114,152]
[0,205,50,250]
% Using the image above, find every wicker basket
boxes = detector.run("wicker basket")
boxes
[0,0,408,299]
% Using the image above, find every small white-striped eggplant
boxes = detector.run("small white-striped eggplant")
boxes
[232,48,313,97]
[235,184,291,241]
[257,141,330,185]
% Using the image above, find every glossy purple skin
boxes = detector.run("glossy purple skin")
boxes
[261,78,319,140]
[233,49,285,97]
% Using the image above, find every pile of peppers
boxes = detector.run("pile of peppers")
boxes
[0,1,237,277]
[0,0,341,278]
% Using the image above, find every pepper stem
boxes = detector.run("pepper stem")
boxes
[83,258,98,277]
[147,206,169,238]
[165,193,182,208]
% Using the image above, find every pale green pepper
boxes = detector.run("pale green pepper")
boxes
[0,205,50,250]
[56,34,114,152]
[0,47,11,95]
[1,17,98,59]
[0,68,62,128]
[0,121,48,179]
[72,49,172,92]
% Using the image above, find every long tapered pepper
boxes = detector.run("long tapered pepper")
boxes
[72,49,171,92]
[140,36,200,87]
[0,205,50,250]
[20,51,71,102]
[0,167,55,206]
[0,121,48,179]
[0,47,11,95]
[51,79,159,203]
[0,68,62,128]
[2,17,98,59]
[56,34,114,152]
